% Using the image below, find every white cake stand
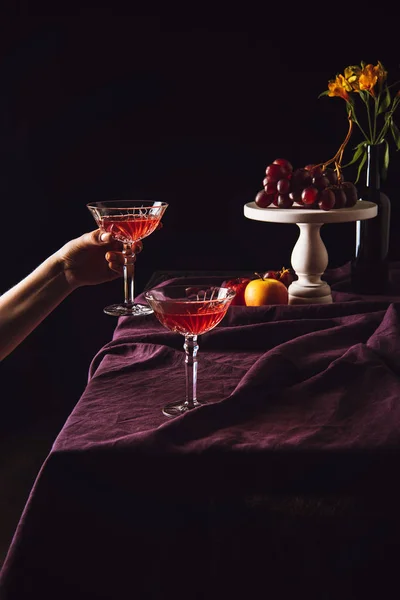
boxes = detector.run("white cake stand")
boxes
[244,200,377,304]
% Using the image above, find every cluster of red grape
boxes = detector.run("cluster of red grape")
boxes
[255,158,359,211]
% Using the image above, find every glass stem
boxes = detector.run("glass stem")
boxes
[184,335,199,409]
[123,243,135,307]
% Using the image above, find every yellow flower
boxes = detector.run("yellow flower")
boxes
[327,74,351,101]
[358,63,379,96]
[344,65,362,91]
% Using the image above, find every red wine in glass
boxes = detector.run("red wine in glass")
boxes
[100,214,162,244]
[152,300,231,335]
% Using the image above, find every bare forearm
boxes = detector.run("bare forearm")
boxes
[0,254,74,361]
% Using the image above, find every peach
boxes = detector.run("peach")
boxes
[244,277,288,306]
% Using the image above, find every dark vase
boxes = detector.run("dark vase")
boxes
[350,143,391,294]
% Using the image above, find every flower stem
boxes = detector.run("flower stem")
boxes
[314,110,354,182]
[366,95,373,142]
[373,95,379,141]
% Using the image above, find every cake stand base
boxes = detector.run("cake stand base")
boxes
[288,282,333,305]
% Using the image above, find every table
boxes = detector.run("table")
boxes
[2,263,400,599]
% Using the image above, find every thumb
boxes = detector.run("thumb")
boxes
[97,230,112,244]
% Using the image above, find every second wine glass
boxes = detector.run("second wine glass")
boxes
[87,200,168,316]
[144,285,236,417]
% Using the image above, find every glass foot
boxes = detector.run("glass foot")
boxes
[162,400,202,418]
[103,303,154,317]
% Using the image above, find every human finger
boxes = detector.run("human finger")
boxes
[105,251,124,275]
[105,250,139,271]
[98,230,113,244]
[108,261,123,275]
[105,251,131,264]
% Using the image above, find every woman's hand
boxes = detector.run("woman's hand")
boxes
[55,229,144,289]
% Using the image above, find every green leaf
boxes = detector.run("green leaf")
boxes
[382,139,389,182]
[377,87,391,114]
[318,90,330,98]
[390,118,400,150]
[342,142,366,168]
[359,90,370,106]
[355,150,367,184]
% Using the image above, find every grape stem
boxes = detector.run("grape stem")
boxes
[314,110,354,184]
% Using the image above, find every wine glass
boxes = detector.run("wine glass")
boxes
[144,285,236,417]
[87,200,168,316]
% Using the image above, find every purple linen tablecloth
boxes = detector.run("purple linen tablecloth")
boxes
[2,263,400,599]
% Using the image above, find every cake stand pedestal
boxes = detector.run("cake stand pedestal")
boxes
[244,201,377,304]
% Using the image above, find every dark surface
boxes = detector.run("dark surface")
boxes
[0,6,399,575]
[2,264,400,598]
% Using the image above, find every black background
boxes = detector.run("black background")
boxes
[1,5,399,426]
